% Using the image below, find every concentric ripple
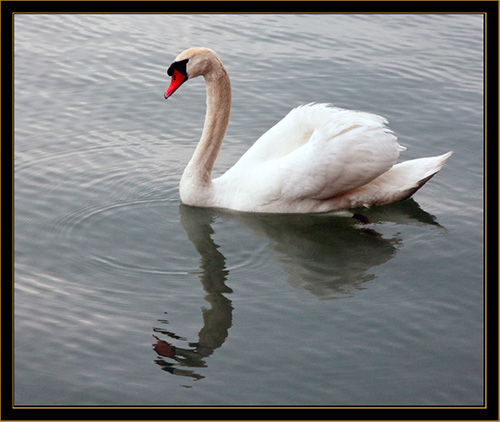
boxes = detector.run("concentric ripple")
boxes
[54,198,200,277]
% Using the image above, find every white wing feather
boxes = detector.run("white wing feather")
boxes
[214,104,405,211]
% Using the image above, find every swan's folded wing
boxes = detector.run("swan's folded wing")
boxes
[250,105,405,206]
[215,104,405,212]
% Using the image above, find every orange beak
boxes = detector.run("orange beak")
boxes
[165,69,187,99]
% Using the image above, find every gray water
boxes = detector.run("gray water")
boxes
[14,14,484,406]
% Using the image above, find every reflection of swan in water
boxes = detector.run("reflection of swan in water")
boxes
[153,200,443,378]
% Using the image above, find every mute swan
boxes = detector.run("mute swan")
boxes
[165,47,452,213]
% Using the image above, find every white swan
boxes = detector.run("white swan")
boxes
[165,47,452,214]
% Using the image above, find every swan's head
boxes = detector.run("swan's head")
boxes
[164,47,223,99]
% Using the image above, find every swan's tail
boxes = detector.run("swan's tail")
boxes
[337,151,453,208]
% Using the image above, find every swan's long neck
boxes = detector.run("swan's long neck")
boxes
[180,63,231,206]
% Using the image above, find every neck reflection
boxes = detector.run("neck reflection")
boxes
[153,206,233,380]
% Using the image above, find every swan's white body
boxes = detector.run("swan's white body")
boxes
[166,48,452,214]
